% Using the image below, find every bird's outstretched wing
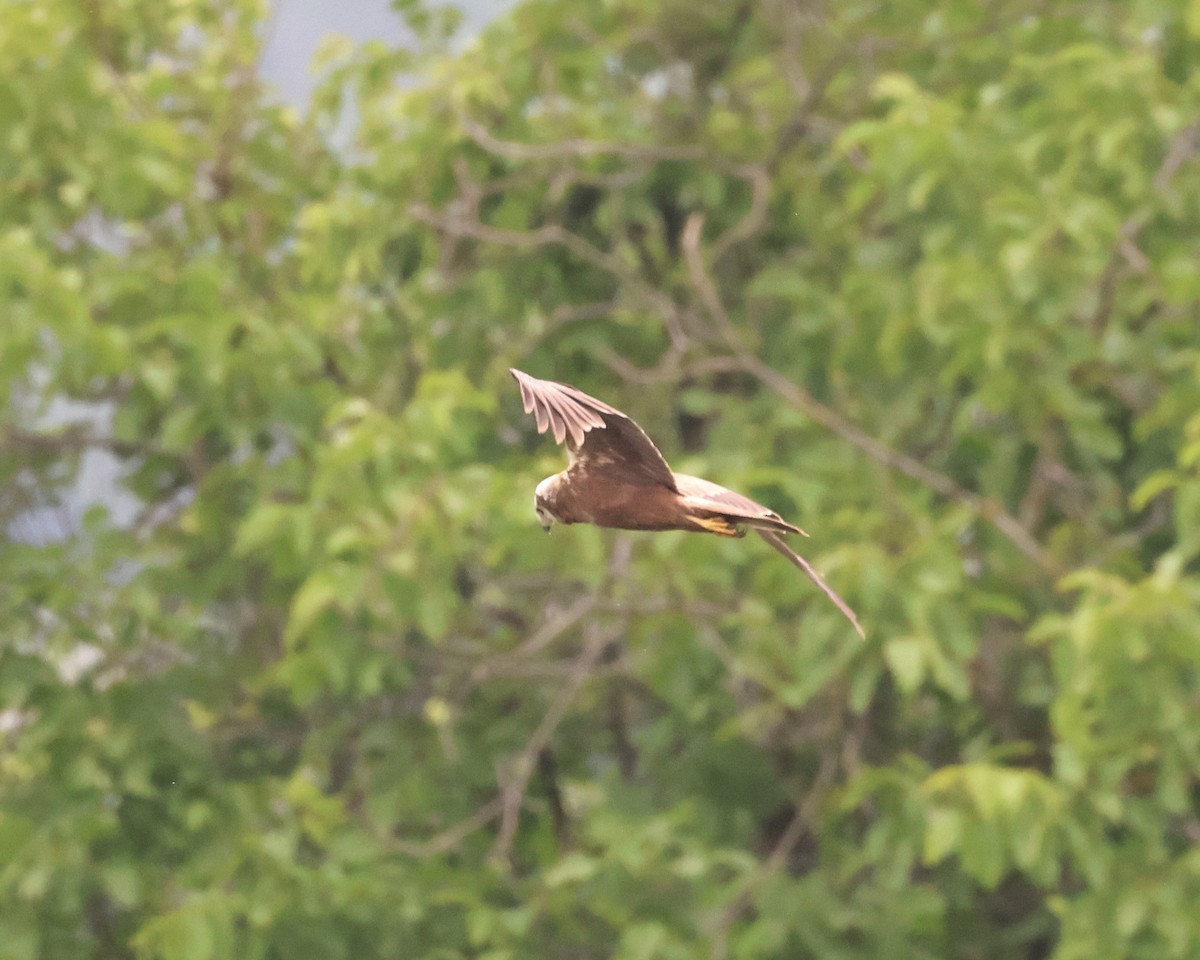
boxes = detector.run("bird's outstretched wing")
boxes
[673,473,808,537]
[510,368,676,489]
[757,530,865,638]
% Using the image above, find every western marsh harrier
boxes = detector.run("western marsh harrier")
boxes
[511,368,863,637]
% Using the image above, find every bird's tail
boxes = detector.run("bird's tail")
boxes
[737,513,808,537]
[678,496,808,538]
[756,530,865,638]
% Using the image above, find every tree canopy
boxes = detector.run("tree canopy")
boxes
[3,0,1200,958]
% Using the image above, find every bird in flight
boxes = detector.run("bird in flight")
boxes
[510,368,863,637]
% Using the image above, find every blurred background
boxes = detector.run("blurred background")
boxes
[2,1,1199,958]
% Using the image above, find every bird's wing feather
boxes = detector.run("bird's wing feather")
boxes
[674,473,808,536]
[510,369,676,489]
[756,530,864,638]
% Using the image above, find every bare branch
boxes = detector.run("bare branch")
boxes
[487,536,633,868]
[698,354,1060,575]
[488,620,615,867]
[681,213,747,350]
[1091,113,1200,332]
[409,202,691,350]
[681,209,1042,582]
[772,25,859,169]
[706,747,840,960]
[390,796,505,858]
[3,426,168,461]
[467,593,598,690]
[711,166,771,265]
[461,117,708,164]
[595,344,686,386]
[1153,114,1200,192]
[550,300,618,325]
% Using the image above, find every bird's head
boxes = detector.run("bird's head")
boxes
[534,475,561,534]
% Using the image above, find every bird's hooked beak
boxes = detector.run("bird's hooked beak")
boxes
[534,477,559,536]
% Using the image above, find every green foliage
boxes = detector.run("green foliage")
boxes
[2,0,1200,957]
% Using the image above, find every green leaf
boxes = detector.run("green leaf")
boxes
[618,922,668,960]
[131,903,215,960]
[544,853,598,887]
[884,636,927,693]
[923,806,963,864]
[233,502,293,557]
[285,572,339,643]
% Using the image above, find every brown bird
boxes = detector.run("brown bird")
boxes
[511,368,863,637]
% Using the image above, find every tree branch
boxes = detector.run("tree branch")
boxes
[390,796,505,859]
[488,619,617,867]
[466,592,598,691]
[460,117,708,164]
[676,220,1058,575]
[409,202,691,350]
[715,353,1060,574]
[1090,112,1200,333]
[3,425,168,461]
[681,212,747,351]
[711,165,771,265]
[706,747,840,960]
[487,536,634,867]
